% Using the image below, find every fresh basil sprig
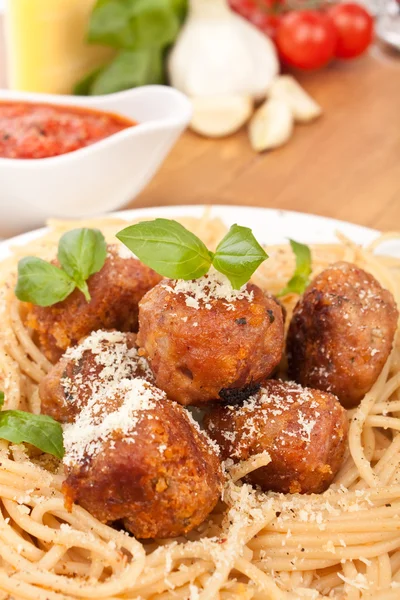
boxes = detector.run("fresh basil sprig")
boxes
[213,224,268,289]
[116,219,268,289]
[75,0,187,96]
[15,259,77,307]
[117,218,214,280]
[57,228,107,301]
[278,239,312,297]
[0,392,64,459]
[15,228,107,307]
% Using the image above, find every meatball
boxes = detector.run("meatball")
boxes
[205,380,348,495]
[137,271,285,406]
[24,245,162,362]
[39,330,152,423]
[286,262,398,408]
[62,378,223,539]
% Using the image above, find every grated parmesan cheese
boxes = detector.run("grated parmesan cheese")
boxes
[162,268,254,311]
[219,381,319,457]
[337,572,369,591]
[63,378,163,466]
[61,330,152,413]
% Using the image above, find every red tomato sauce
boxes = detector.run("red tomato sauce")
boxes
[0,102,136,159]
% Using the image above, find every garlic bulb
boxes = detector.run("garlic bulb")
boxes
[190,95,253,138]
[168,0,279,101]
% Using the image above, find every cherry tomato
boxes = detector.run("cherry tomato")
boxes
[229,0,258,19]
[327,3,373,59]
[250,12,282,40]
[276,11,337,70]
[229,0,284,24]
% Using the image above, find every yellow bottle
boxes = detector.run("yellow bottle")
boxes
[5,0,114,94]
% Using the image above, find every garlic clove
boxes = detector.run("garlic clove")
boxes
[190,95,253,138]
[269,76,322,123]
[249,98,294,152]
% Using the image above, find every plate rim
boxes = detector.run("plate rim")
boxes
[0,205,388,261]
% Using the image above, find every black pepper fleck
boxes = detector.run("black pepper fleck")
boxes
[267,309,275,323]
[235,317,247,325]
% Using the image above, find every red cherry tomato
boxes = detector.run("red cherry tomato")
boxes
[250,12,282,41]
[276,11,337,70]
[327,3,374,59]
[229,0,258,19]
[229,0,284,27]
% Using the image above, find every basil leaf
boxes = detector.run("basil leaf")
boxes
[89,0,182,50]
[90,49,164,96]
[0,392,4,408]
[15,258,76,307]
[127,0,181,50]
[278,239,312,296]
[116,219,213,280]
[74,67,103,96]
[171,0,188,21]
[79,0,186,96]
[89,0,135,49]
[0,411,64,459]
[212,225,268,290]
[57,228,107,301]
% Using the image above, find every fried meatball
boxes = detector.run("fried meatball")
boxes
[137,271,285,406]
[24,245,162,362]
[39,330,152,423]
[286,262,399,408]
[205,380,348,494]
[62,378,223,539]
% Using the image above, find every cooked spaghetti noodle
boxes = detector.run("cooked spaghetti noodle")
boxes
[0,213,400,599]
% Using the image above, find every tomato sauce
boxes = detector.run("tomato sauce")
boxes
[0,102,136,159]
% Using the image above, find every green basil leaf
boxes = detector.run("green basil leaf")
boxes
[88,0,182,50]
[126,0,181,50]
[278,239,312,296]
[74,67,104,96]
[15,258,76,307]
[170,0,188,22]
[57,228,107,301]
[90,49,164,95]
[89,0,135,49]
[212,224,268,290]
[116,219,213,280]
[0,392,4,408]
[0,411,64,459]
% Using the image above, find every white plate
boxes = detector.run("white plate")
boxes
[1,205,399,261]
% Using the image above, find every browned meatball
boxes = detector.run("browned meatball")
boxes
[39,330,152,423]
[137,271,285,406]
[286,262,399,408]
[24,245,162,363]
[204,380,348,495]
[62,379,223,539]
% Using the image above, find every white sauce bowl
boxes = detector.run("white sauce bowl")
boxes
[0,86,192,235]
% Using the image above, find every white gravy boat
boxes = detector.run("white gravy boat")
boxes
[0,86,192,235]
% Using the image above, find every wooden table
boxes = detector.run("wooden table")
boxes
[1,21,399,232]
[132,47,400,232]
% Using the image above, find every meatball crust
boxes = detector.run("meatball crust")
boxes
[286,262,399,408]
[24,245,161,363]
[62,381,223,539]
[137,274,285,406]
[204,380,348,495]
[39,330,152,423]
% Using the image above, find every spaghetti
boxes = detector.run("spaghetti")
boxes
[0,214,400,599]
